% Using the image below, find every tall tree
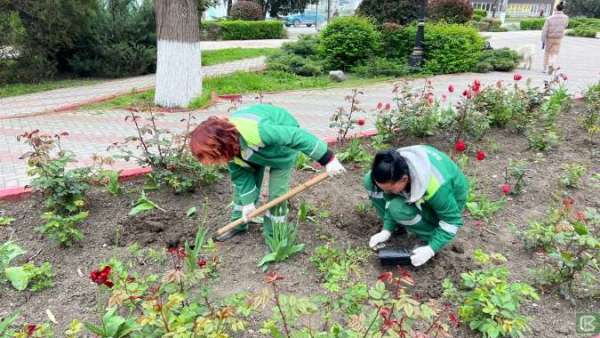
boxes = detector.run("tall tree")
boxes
[154,0,202,107]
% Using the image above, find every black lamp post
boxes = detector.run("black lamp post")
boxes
[409,0,427,69]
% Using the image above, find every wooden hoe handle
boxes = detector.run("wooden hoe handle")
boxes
[215,171,330,236]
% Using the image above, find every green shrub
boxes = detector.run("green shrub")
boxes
[428,0,474,24]
[267,52,324,76]
[319,16,381,70]
[475,48,520,72]
[520,18,545,30]
[351,57,409,77]
[229,1,263,20]
[281,34,320,56]
[474,9,487,17]
[356,0,419,25]
[267,35,324,76]
[474,18,506,32]
[568,17,600,29]
[217,20,286,40]
[567,26,598,38]
[565,0,600,18]
[393,23,484,74]
[443,250,539,338]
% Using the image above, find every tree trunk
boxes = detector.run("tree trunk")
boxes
[154,0,202,108]
[226,0,232,16]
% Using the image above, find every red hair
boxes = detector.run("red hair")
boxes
[189,117,240,164]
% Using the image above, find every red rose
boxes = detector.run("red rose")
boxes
[476,150,486,161]
[103,280,114,288]
[473,79,481,92]
[448,84,455,93]
[197,258,207,268]
[462,89,472,99]
[384,103,391,111]
[26,324,37,336]
[90,266,112,285]
[426,94,434,105]
[357,117,366,126]
[377,272,393,283]
[454,140,466,152]
[501,184,511,194]
[513,73,523,81]
[376,102,383,110]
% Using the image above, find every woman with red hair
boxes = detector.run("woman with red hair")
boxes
[190,104,345,241]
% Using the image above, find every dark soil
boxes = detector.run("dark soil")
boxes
[1,102,598,337]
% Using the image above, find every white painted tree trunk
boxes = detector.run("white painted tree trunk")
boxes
[154,0,202,108]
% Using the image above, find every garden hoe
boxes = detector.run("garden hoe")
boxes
[213,171,330,240]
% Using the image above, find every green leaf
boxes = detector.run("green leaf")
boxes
[129,202,154,216]
[84,322,104,335]
[0,216,15,226]
[0,241,26,271]
[573,222,588,235]
[5,266,32,291]
[258,252,277,267]
[186,207,197,217]
[0,312,19,334]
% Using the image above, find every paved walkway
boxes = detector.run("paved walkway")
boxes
[1,32,599,189]
[0,57,267,119]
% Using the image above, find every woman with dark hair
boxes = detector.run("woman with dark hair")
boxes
[190,104,345,241]
[365,145,468,266]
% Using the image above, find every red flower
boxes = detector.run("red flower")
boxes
[265,272,284,284]
[560,73,568,81]
[442,94,448,101]
[472,79,481,93]
[454,140,466,152]
[357,117,366,126]
[379,307,392,320]
[562,196,575,209]
[377,102,383,110]
[462,89,472,99]
[377,271,393,283]
[104,280,114,288]
[501,183,511,195]
[449,312,460,328]
[448,84,455,93]
[384,103,391,111]
[168,247,186,259]
[476,150,486,161]
[26,324,37,336]
[197,258,207,268]
[426,93,434,105]
[513,73,523,81]
[90,266,111,286]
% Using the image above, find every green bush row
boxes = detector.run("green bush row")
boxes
[520,18,545,30]
[201,20,286,40]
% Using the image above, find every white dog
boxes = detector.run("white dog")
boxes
[516,44,535,70]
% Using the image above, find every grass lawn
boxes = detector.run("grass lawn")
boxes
[82,70,395,110]
[0,78,103,98]
[201,48,279,66]
[1,48,279,99]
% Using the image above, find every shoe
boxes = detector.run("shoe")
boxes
[213,227,247,242]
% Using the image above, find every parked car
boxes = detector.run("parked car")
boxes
[284,13,325,27]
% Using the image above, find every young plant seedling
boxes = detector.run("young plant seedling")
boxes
[129,191,165,216]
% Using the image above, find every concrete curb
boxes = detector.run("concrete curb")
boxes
[0,130,378,202]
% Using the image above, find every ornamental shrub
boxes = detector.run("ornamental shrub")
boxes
[356,0,419,25]
[428,0,474,24]
[229,1,263,20]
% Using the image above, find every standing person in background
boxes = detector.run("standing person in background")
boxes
[542,2,569,74]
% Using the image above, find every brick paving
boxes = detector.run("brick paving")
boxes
[1,32,599,189]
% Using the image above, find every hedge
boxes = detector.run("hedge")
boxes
[567,26,599,38]
[201,20,286,40]
[383,23,484,74]
[520,18,545,30]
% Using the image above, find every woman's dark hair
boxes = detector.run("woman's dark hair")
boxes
[371,149,410,184]
[556,2,564,11]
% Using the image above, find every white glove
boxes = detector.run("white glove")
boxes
[369,230,391,249]
[410,245,435,267]
[241,203,256,222]
[325,157,346,177]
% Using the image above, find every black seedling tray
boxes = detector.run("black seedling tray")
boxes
[378,247,412,266]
